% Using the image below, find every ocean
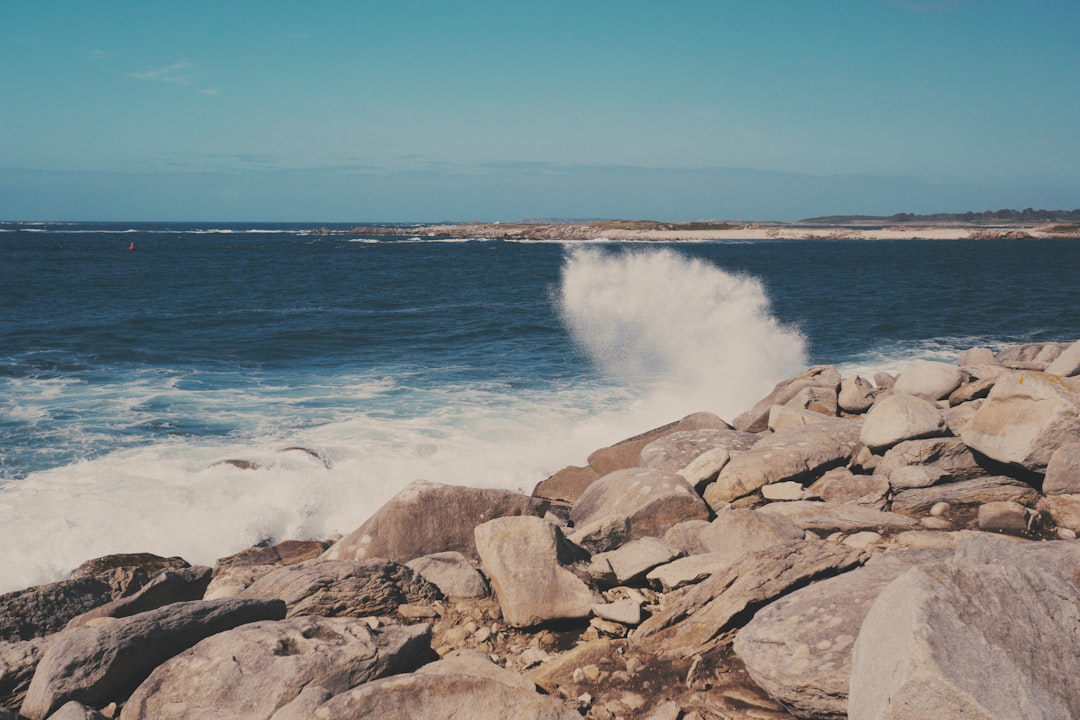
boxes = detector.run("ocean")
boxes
[2,221,1078,592]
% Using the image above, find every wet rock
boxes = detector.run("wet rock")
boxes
[0,578,114,643]
[66,566,212,630]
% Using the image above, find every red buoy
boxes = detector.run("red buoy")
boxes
[129,241,135,251]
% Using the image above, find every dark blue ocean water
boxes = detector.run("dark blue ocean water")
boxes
[2,221,1078,589]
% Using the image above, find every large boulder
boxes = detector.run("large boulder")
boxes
[848,548,1080,719]
[118,617,432,720]
[570,468,710,541]
[961,372,1080,472]
[66,566,212,630]
[735,549,949,719]
[0,578,114,643]
[20,598,285,720]
[859,393,947,451]
[838,375,876,414]
[1043,442,1080,496]
[638,428,758,473]
[893,361,964,401]
[704,420,862,507]
[322,480,552,564]
[734,366,841,433]
[585,412,731,476]
[474,516,595,628]
[1045,339,1080,377]
[0,637,50,712]
[239,559,441,618]
[302,672,581,719]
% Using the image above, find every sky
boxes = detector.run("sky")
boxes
[1,0,1078,222]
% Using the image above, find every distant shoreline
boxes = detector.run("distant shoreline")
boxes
[309,220,1080,242]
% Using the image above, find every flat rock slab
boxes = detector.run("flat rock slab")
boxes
[570,467,710,541]
[889,476,1040,515]
[705,419,863,506]
[848,556,1080,719]
[21,598,285,720]
[633,541,868,658]
[306,672,582,719]
[322,480,552,564]
[119,617,432,720]
[240,558,441,618]
[734,549,949,719]
[757,501,919,533]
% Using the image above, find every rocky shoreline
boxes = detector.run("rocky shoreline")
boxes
[4,338,1080,719]
[308,219,1080,242]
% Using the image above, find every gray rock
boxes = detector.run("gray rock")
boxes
[215,539,329,569]
[570,467,710,541]
[633,541,868,657]
[646,552,730,592]
[585,412,731,477]
[416,649,538,691]
[996,341,1065,370]
[240,558,441,618]
[21,598,285,720]
[322,480,552,564]
[697,507,805,554]
[1046,339,1080,377]
[1042,442,1080,495]
[873,372,896,389]
[704,419,862,506]
[638,428,758,473]
[1037,493,1080,531]
[405,552,488,599]
[66,566,212,630]
[874,437,988,489]
[69,554,191,599]
[942,399,981,437]
[890,475,1040,515]
[735,549,948,719]
[118,617,431,720]
[474,516,595,628]
[590,598,643,626]
[675,447,732,490]
[860,393,947,451]
[733,365,841,433]
[768,404,837,430]
[0,578,113,643]
[961,371,1080,473]
[305,672,581,719]
[0,636,50,712]
[977,500,1035,534]
[531,464,599,504]
[757,501,919,533]
[589,537,682,586]
[957,347,997,367]
[44,701,107,720]
[848,557,1080,719]
[784,385,838,417]
[806,468,890,508]
[838,375,876,414]
[893,361,963,401]
[566,514,631,554]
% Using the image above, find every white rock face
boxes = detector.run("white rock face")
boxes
[1046,339,1080,377]
[893,361,964,401]
[860,393,947,451]
[961,372,1080,472]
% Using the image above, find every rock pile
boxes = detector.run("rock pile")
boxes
[3,339,1080,719]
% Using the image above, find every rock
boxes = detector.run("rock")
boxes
[45,701,107,720]
[566,514,631,555]
[0,637,50,712]
[893,361,964,401]
[768,404,836,430]
[660,519,712,555]
[675,447,732,491]
[306,672,581,719]
[996,341,1065,370]
[757,502,919,533]
[859,393,947,451]
[591,599,642,626]
[586,412,731,476]
[805,468,890,508]
[704,419,862,506]
[203,565,277,600]
[474,516,595,628]
[784,385,839,417]
[118,617,432,720]
[1046,339,1080,377]
[405,552,488,599]
[20,598,286,720]
[942,399,981,436]
[874,437,988,489]
[961,371,1080,473]
[240,558,441,618]
[532,465,599,504]
[948,377,995,406]
[848,557,1080,719]
[70,554,191,599]
[696,508,806,555]
[570,468,710,542]
[733,366,841,433]
[639,428,758,473]
[1042,442,1080,495]
[977,500,1035,534]
[890,475,1040,515]
[633,541,868,657]
[646,553,728,592]
[323,480,552,564]
[760,481,804,500]
[0,578,114,643]
[215,539,329,569]
[958,347,997,367]
[589,538,682,586]
[734,549,948,719]
[838,375,876,414]
[1037,493,1080,531]
[873,372,896,389]
[417,649,538,691]
[66,566,212,630]
[527,638,618,694]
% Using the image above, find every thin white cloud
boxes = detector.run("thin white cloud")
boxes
[128,62,195,86]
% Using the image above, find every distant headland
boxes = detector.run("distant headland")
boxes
[309,210,1080,241]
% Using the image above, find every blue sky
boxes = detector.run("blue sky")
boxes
[2,0,1078,221]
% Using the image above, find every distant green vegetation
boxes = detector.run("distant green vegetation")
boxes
[800,209,1080,225]
[590,220,741,231]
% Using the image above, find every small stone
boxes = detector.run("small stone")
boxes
[920,516,953,530]
[761,481,805,501]
[843,531,882,548]
[929,501,951,517]
[581,664,602,681]
[1058,527,1078,541]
